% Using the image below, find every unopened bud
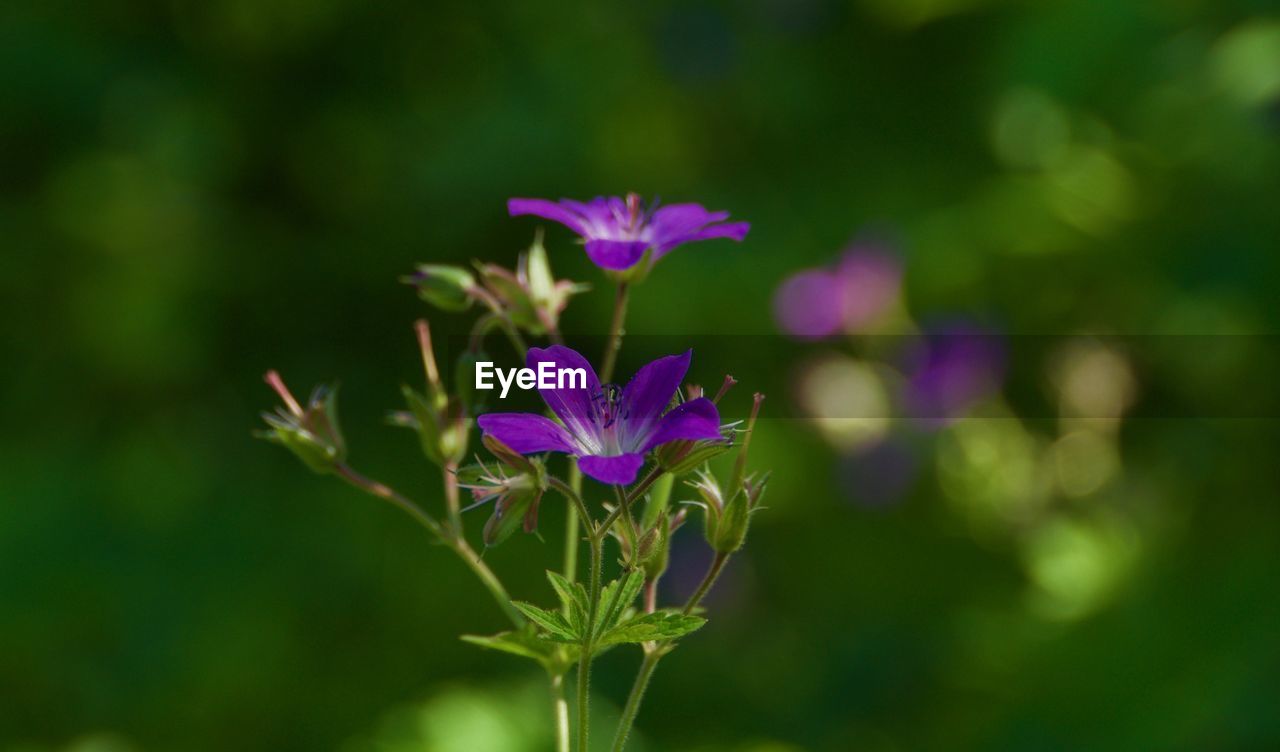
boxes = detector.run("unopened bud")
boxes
[404,264,476,312]
[259,372,347,474]
[712,488,751,553]
[638,512,672,580]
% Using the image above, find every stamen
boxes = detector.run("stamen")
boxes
[593,383,624,427]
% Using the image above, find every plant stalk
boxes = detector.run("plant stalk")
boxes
[610,649,662,752]
[577,532,604,751]
[609,552,732,750]
[599,282,630,384]
[551,672,570,752]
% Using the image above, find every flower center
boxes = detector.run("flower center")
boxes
[589,383,628,455]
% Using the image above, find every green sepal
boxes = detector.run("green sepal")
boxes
[482,486,541,548]
[659,439,733,476]
[404,264,475,312]
[713,487,751,553]
[640,472,674,530]
[258,384,346,474]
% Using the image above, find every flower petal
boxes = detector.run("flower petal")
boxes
[619,350,691,449]
[477,413,577,454]
[642,397,722,451]
[584,239,649,270]
[508,198,587,234]
[577,453,646,485]
[655,221,750,257]
[526,346,601,450]
[650,203,725,238]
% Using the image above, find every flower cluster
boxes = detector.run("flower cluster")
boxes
[259,193,765,752]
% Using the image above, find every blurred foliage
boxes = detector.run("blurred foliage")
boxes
[3,0,1280,750]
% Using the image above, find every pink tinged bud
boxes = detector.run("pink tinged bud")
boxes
[264,370,304,416]
[258,373,347,474]
[415,319,441,390]
[713,374,738,405]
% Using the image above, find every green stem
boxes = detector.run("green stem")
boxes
[562,462,582,589]
[443,460,464,535]
[599,282,630,384]
[610,650,661,752]
[333,463,523,629]
[609,552,731,751]
[453,537,525,628]
[334,463,444,539]
[578,533,604,752]
[683,552,729,615]
[596,466,664,536]
[551,672,570,752]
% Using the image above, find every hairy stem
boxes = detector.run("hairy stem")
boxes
[596,466,664,536]
[610,552,732,750]
[562,462,582,588]
[333,463,523,628]
[443,460,463,535]
[683,552,730,615]
[577,533,604,752]
[599,282,630,384]
[335,463,443,538]
[610,650,661,752]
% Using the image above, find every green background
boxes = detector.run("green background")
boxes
[3,0,1279,750]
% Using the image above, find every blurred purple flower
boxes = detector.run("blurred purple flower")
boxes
[508,193,750,271]
[903,324,1005,422]
[774,243,902,339]
[477,346,722,485]
[838,438,917,509]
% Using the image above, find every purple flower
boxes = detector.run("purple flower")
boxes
[477,346,722,485]
[508,193,750,271]
[902,323,1006,422]
[774,243,902,339]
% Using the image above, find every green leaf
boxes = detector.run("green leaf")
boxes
[597,610,707,647]
[594,570,647,639]
[460,629,557,667]
[546,571,588,632]
[511,601,578,641]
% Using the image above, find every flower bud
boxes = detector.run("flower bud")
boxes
[403,264,476,312]
[712,488,751,553]
[688,470,726,549]
[638,511,672,580]
[259,371,346,474]
[474,236,587,335]
[656,434,733,476]
[458,449,547,548]
[481,434,542,479]
[399,386,455,465]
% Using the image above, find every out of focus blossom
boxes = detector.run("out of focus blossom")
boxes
[903,324,1005,422]
[774,243,903,339]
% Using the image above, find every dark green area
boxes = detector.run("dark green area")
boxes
[3,1,1279,750]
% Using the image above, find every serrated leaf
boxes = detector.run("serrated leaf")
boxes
[511,601,578,641]
[546,571,588,632]
[595,570,646,639]
[460,630,556,666]
[597,610,707,647]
